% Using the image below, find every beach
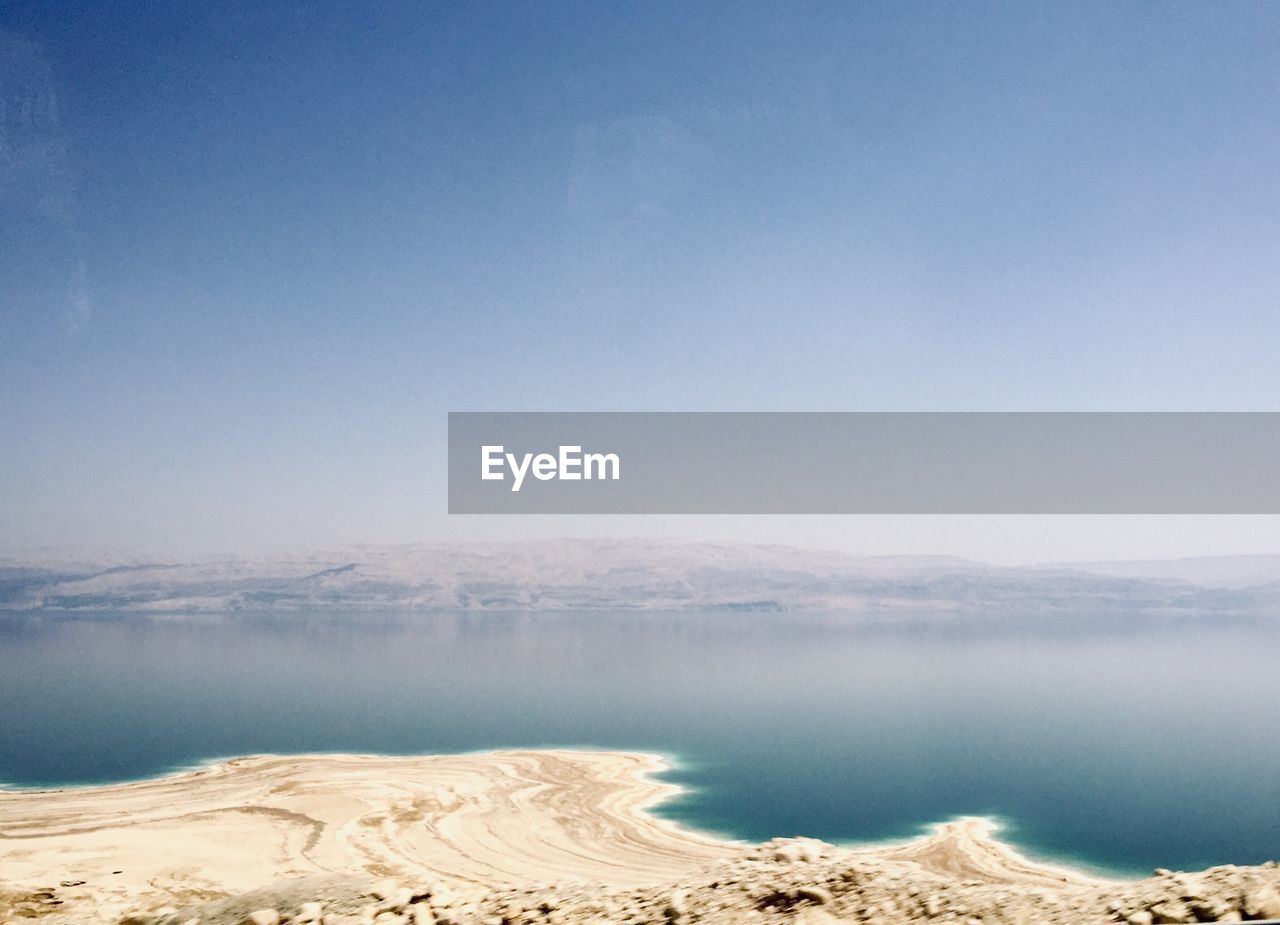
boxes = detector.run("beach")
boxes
[10,748,1277,924]
[1,751,715,918]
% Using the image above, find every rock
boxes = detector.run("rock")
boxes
[1188,897,1235,922]
[1125,911,1154,925]
[771,838,827,863]
[794,886,833,906]
[409,908,436,925]
[247,911,281,925]
[794,912,844,925]
[1243,885,1280,919]
[1149,900,1193,924]
[379,888,414,913]
[296,901,324,923]
[665,888,690,919]
[430,885,458,909]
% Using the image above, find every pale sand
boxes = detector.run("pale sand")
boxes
[0,749,1102,921]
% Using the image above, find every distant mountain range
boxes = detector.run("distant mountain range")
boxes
[2,540,1279,617]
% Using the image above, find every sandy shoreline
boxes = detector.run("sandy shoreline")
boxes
[0,751,720,918]
[0,748,1183,923]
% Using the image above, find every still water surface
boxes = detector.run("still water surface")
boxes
[1,609,1277,875]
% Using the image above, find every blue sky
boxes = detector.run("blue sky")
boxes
[3,2,1280,559]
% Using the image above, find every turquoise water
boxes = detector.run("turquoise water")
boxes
[1,609,1277,875]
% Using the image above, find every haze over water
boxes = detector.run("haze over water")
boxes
[2,609,1277,876]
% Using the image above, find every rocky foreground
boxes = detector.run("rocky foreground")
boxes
[3,750,1278,925]
[103,838,1280,925]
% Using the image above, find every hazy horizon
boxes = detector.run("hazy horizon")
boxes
[6,518,1280,569]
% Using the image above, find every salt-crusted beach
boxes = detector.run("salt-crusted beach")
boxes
[4,749,1278,924]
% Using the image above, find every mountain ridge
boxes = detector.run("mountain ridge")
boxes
[3,539,1279,617]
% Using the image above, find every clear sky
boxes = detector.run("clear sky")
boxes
[3,2,1280,562]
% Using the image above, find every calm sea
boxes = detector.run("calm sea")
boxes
[1,609,1277,876]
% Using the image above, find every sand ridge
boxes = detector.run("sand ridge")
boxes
[0,751,731,917]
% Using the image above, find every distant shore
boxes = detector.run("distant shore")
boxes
[0,748,1117,923]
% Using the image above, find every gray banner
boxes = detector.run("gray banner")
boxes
[447,412,1280,514]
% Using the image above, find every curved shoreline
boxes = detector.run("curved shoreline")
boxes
[3,748,1118,922]
[839,815,1130,885]
[0,748,1117,881]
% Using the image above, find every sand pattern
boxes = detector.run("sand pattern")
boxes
[3,750,1276,924]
